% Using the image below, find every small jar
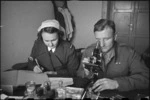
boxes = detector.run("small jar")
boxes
[24,81,36,97]
[44,81,51,91]
[56,80,66,99]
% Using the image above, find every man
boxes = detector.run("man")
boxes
[77,19,149,92]
[27,19,79,77]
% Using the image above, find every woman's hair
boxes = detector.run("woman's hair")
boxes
[94,19,116,35]
[37,27,64,40]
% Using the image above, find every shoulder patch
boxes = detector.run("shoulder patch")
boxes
[118,43,135,54]
[119,43,128,47]
[70,44,73,48]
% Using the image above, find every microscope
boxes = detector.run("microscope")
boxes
[82,41,104,99]
[85,41,104,81]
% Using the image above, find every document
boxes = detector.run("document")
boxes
[49,77,73,89]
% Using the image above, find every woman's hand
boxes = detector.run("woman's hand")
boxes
[33,65,43,73]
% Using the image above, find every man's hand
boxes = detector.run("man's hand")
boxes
[82,57,90,76]
[82,57,90,64]
[92,78,119,92]
[33,65,43,73]
[82,57,95,78]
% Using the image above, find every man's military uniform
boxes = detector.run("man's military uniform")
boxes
[77,42,149,91]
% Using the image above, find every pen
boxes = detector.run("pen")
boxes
[96,92,100,100]
[35,58,44,71]
[81,90,87,99]
[35,59,40,66]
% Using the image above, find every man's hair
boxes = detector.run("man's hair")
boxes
[94,19,116,34]
[37,27,64,40]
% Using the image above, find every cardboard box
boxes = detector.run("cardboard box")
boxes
[1,85,14,95]
[1,70,74,90]
[1,70,49,86]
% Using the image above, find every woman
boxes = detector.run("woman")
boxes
[27,19,79,77]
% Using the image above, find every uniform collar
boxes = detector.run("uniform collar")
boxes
[103,41,119,65]
[48,47,56,53]
[104,47,115,65]
[47,39,63,53]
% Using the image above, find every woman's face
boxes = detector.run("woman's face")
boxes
[42,32,59,49]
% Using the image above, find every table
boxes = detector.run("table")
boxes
[98,89,149,100]
[74,77,149,100]
[2,77,150,100]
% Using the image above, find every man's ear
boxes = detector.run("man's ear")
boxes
[114,34,117,41]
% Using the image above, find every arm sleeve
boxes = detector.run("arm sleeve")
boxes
[27,40,37,70]
[114,49,149,91]
[77,47,93,78]
[76,52,86,78]
[57,45,80,77]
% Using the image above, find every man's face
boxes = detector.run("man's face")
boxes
[42,32,59,49]
[94,27,116,53]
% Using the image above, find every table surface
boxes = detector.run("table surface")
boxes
[12,86,149,100]
[2,77,150,100]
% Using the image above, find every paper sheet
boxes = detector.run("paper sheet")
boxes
[49,77,73,89]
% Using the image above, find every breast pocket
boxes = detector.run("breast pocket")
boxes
[107,61,129,77]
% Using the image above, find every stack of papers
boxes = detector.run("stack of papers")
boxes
[0,94,8,100]
[8,96,23,99]
[49,77,73,89]
[0,94,23,99]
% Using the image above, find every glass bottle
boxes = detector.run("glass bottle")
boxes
[56,80,66,99]
[24,81,36,98]
[36,81,52,99]
[43,81,52,95]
